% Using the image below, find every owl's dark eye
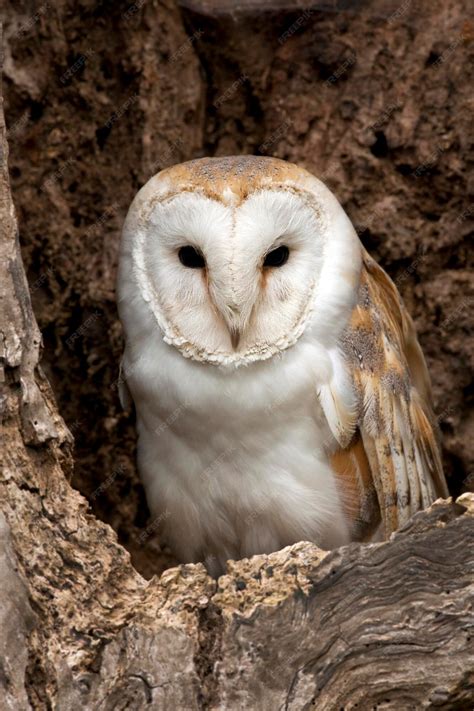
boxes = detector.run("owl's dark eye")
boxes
[178,246,205,269]
[263,245,289,268]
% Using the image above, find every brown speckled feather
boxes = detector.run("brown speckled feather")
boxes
[158,155,305,204]
[334,250,448,539]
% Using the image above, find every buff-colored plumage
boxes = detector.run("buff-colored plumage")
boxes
[332,251,447,540]
[117,155,448,575]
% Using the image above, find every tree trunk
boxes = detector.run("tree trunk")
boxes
[1,12,473,711]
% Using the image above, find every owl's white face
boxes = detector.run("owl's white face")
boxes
[119,157,361,367]
[139,190,324,363]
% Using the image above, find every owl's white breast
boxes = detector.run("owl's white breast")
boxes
[124,316,351,575]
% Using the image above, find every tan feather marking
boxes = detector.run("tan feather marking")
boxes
[330,447,360,524]
[157,156,309,205]
[338,249,448,538]
[361,376,383,437]
[359,431,397,534]
[397,397,421,515]
[376,436,399,534]
[410,393,448,499]
[391,400,412,525]
[330,435,380,541]
[403,315,433,405]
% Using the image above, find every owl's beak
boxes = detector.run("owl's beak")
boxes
[225,305,242,350]
[223,303,248,351]
[210,286,254,351]
[229,327,240,350]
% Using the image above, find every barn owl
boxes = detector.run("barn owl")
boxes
[117,156,448,577]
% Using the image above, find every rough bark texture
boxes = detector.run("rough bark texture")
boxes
[0,3,473,708]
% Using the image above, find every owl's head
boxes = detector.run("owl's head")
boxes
[118,156,361,367]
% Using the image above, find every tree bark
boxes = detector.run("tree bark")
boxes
[1,28,473,711]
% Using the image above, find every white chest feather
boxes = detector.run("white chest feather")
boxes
[125,330,351,576]
[117,157,364,576]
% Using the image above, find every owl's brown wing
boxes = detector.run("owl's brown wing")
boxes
[329,250,448,540]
